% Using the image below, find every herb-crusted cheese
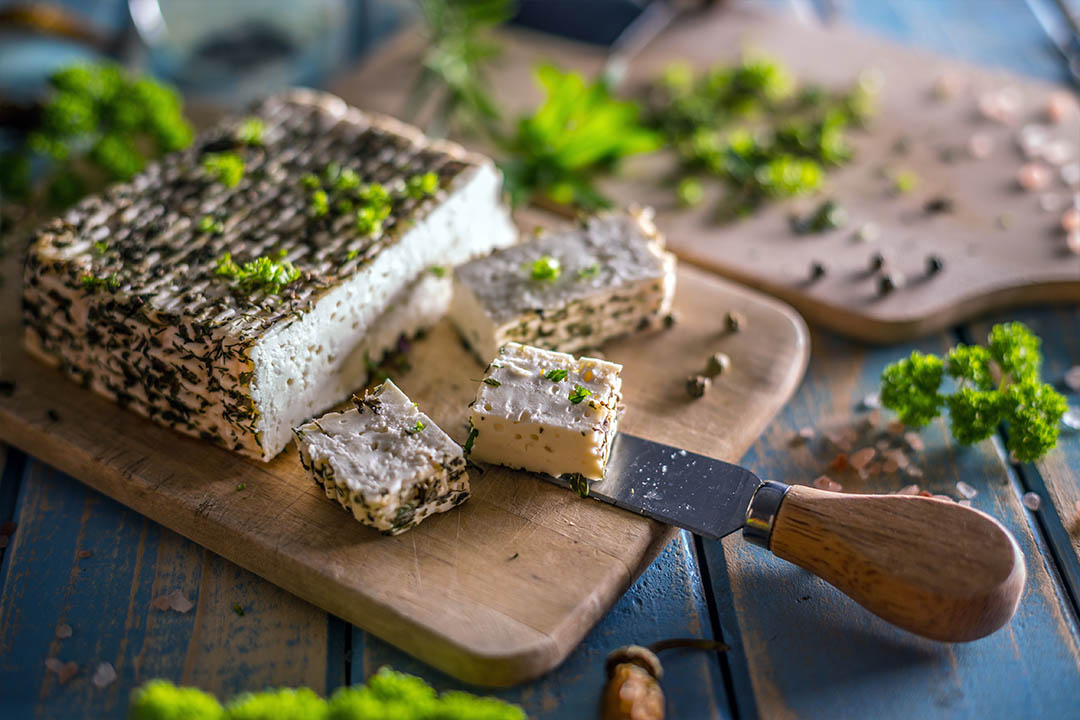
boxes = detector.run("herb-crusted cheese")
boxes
[294,379,468,534]
[449,207,675,361]
[23,89,516,461]
[468,342,623,481]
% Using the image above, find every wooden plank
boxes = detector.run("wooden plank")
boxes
[967,307,1080,607]
[350,531,731,719]
[0,222,809,685]
[335,7,1080,344]
[0,460,331,719]
[701,327,1080,718]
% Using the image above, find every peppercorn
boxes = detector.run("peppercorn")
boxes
[878,272,905,295]
[662,312,678,329]
[869,252,886,272]
[706,352,730,377]
[809,261,826,280]
[725,310,745,333]
[686,375,710,398]
[925,255,944,275]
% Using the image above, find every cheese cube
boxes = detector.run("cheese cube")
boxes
[449,207,676,362]
[294,380,468,534]
[467,343,623,481]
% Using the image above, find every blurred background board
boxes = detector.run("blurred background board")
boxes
[334,3,1080,343]
[0,237,809,688]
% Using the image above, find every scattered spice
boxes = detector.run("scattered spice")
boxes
[891,169,919,194]
[853,222,880,243]
[215,250,300,295]
[1022,492,1041,511]
[236,483,246,491]
[1017,162,1051,191]
[662,312,678,329]
[77,549,92,559]
[812,475,843,491]
[151,589,194,613]
[705,352,730,377]
[849,447,876,470]
[202,152,244,187]
[236,117,264,145]
[529,255,561,282]
[482,377,501,387]
[808,261,826,280]
[925,255,945,275]
[924,196,954,214]
[868,252,886,272]
[45,658,78,685]
[508,552,519,561]
[47,409,60,422]
[232,602,245,617]
[685,375,710,398]
[896,484,920,496]
[56,623,73,639]
[725,310,745,333]
[92,662,117,688]
[828,453,849,472]
[878,272,905,295]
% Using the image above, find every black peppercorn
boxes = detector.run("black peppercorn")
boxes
[878,272,905,295]
[686,375,710,398]
[926,255,944,275]
[869,252,886,272]
[809,261,826,280]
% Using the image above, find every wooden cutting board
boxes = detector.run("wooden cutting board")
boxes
[335,6,1080,344]
[0,227,808,685]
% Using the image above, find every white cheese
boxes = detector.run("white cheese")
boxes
[294,379,468,534]
[23,89,517,461]
[450,207,675,361]
[467,342,623,481]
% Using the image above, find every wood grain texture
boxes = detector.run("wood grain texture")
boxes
[770,485,1025,642]
[0,233,808,686]
[0,461,330,718]
[350,532,731,719]
[335,6,1080,344]
[702,327,1080,719]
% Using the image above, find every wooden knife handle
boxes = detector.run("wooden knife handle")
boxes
[765,484,1026,642]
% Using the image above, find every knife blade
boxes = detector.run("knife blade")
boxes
[533,432,1027,643]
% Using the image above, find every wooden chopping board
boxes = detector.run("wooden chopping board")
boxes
[0,226,808,685]
[335,5,1080,344]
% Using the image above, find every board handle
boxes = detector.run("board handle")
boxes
[744,482,1025,642]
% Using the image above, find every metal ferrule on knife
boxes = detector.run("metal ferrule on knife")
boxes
[743,480,791,548]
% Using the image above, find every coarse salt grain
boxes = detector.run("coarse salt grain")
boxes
[1040,193,1065,213]
[168,590,194,613]
[1062,162,1080,186]
[933,494,955,502]
[813,475,843,491]
[1018,162,1052,191]
[850,447,876,470]
[904,431,925,451]
[1018,124,1047,157]
[968,132,994,159]
[56,624,72,639]
[1065,365,1080,391]
[1022,492,1041,510]
[956,481,978,499]
[1042,141,1074,166]
[959,499,973,507]
[897,484,920,495]
[797,427,815,442]
[92,662,117,689]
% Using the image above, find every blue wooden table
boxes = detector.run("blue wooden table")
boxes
[2,1,1080,717]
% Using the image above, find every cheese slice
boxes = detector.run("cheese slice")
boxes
[294,379,468,534]
[467,342,623,481]
[450,207,675,361]
[23,89,516,460]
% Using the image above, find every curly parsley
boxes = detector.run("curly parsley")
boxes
[214,250,300,295]
[202,152,244,187]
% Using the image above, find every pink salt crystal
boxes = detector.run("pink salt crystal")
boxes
[959,499,973,507]
[883,458,900,474]
[1046,90,1077,124]
[1018,124,1048,157]
[908,467,925,478]
[57,662,78,685]
[150,595,172,611]
[1065,365,1080,392]
[813,475,843,491]
[956,481,978,499]
[866,461,883,476]
[904,431,924,451]
[875,439,889,451]
[895,453,910,469]
[167,590,194,613]
[45,658,63,673]
[1062,162,1080,186]
[1022,492,1041,511]
[56,624,72,639]
[77,550,92,559]
[1040,193,1065,213]
[919,489,933,497]
[897,484,921,496]
[1042,141,1074,166]
[1063,207,1080,233]
[968,132,994,159]
[933,494,955,502]
[850,447,876,470]
[1018,162,1051,191]
[92,662,117,689]
[886,421,905,437]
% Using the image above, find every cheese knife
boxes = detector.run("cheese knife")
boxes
[543,432,1026,643]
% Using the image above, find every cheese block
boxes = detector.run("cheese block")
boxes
[449,207,676,361]
[23,89,517,460]
[467,342,623,482]
[294,380,468,534]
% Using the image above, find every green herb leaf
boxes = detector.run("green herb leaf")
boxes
[406,420,426,435]
[231,602,245,616]
[237,117,264,145]
[429,266,447,278]
[310,189,329,217]
[483,377,501,387]
[529,255,561,282]
[214,251,300,295]
[464,425,478,455]
[569,385,592,404]
[544,368,568,382]
[567,472,590,498]
[202,152,244,187]
[576,264,600,280]
[92,240,108,254]
[404,171,440,199]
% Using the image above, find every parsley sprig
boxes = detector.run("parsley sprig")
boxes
[880,322,1066,461]
[215,249,300,295]
[569,385,592,404]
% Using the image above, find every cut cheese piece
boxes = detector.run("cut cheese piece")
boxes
[467,342,623,481]
[450,207,675,361]
[294,379,468,534]
[23,89,516,461]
